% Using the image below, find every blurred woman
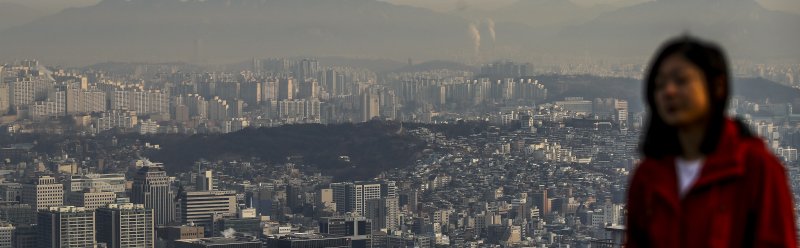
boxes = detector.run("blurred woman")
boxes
[626,36,797,247]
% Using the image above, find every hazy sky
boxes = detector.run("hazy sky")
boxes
[0,0,99,13]
[2,0,799,14]
[383,0,800,13]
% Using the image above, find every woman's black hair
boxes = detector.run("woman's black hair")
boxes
[640,36,733,158]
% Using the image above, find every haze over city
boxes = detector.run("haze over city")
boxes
[0,0,797,247]
[0,0,798,66]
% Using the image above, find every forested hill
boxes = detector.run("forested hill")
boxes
[146,121,428,180]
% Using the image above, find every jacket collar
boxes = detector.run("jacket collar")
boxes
[649,118,748,208]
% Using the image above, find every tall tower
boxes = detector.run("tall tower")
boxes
[96,203,155,248]
[330,182,355,214]
[361,92,380,122]
[353,183,382,216]
[278,78,294,100]
[37,206,96,248]
[324,69,338,96]
[366,197,399,232]
[131,166,175,226]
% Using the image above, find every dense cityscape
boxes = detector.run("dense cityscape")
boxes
[0,0,797,247]
[0,56,796,248]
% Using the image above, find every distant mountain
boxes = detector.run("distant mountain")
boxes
[733,77,800,103]
[0,0,101,14]
[0,3,46,31]
[392,60,477,73]
[0,0,479,66]
[474,0,640,28]
[555,0,800,60]
[218,57,408,74]
[0,0,796,66]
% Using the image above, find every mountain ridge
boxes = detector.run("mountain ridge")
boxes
[0,0,797,65]
[0,0,478,66]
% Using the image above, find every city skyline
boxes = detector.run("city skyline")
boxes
[0,0,797,247]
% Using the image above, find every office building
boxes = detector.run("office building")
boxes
[330,183,354,214]
[132,166,175,226]
[355,182,382,216]
[96,203,155,248]
[65,174,127,193]
[196,170,214,191]
[157,226,204,248]
[366,197,399,232]
[13,224,36,248]
[21,176,63,210]
[285,183,303,212]
[265,233,350,248]
[219,218,261,236]
[330,181,395,216]
[316,188,335,212]
[177,190,237,230]
[555,97,593,115]
[320,216,371,237]
[319,215,373,247]
[67,189,116,211]
[0,202,35,226]
[0,183,21,202]
[37,206,96,248]
[0,223,12,248]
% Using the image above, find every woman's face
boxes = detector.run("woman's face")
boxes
[654,54,711,127]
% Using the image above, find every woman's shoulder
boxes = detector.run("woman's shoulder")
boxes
[736,134,787,175]
[727,118,784,171]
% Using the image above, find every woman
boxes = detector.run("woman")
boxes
[626,36,798,247]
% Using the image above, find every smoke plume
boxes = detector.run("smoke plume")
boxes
[486,18,496,44]
[222,228,236,238]
[469,23,481,57]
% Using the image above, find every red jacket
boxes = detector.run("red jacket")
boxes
[627,118,798,247]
